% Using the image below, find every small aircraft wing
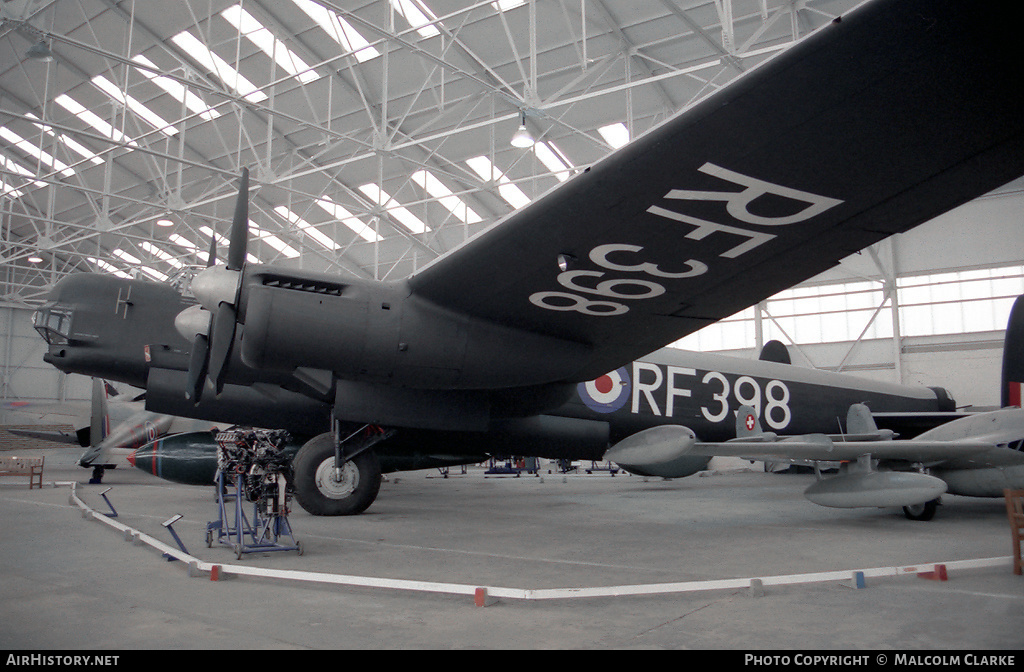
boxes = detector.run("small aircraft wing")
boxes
[6,427,80,445]
[692,436,997,465]
[692,405,1000,464]
[407,0,1024,381]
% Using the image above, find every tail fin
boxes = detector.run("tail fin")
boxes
[735,405,762,438]
[733,405,779,443]
[846,403,878,435]
[1002,295,1024,407]
[758,340,791,365]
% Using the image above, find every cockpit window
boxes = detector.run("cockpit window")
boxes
[33,305,73,345]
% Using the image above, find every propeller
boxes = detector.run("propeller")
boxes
[176,168,250,402]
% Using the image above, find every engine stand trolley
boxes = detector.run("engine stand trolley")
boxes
[206,429,304,559]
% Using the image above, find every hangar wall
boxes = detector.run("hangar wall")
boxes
[1,187,1021,421]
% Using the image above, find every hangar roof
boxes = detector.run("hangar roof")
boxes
[1,0,866,305]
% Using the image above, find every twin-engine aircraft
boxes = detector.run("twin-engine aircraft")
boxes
[32,0,1024,516]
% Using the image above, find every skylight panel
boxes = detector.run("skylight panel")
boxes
[390,0,440,38]
[292,0,380,62]
[113,248,168,282]
[140,266,168,282]
[140,241,185,269]
[0,152,46,187]
[412,170,481,223]
[170,31,269,103]
[250,220,300,259]
[465,156,531,209]
[89,257,132,279]
[0,126,75,177]
[275,205,342,249]
[492,0,525,11]
[92,75,178,136]
[598,122,630,149]
[54,94,137,147]
[533,141,573,182]
[221,5,320,84]
[25,113,104,166]
[199,226,260,263]
[308,198,382,243]
[0,179,25,200]
[112,248,141,264]
[132,55,221,121]
[168,232,212,264]
[358,184,429,234]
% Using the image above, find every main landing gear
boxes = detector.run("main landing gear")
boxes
[903,498,939,521]
[292,424,393,516]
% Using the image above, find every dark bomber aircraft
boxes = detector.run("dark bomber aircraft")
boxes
[33,1,1024,516]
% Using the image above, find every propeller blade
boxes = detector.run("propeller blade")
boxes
[185,333,210,403]
[226,168,249,271]
[206,302,237,395]
[206,232,217,268]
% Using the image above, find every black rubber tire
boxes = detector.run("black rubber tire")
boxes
[291,432,382,516]
[903,498,938,521]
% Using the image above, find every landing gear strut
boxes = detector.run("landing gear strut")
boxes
[292,424,392,516]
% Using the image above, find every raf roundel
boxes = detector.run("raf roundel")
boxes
[578,367,631,413]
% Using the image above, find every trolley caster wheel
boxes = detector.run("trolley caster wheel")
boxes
[234,544,243,560]
[296,541,304,556]
[206,530,213,548]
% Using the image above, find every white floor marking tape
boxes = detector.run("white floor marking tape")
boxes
[65,481,1013,602]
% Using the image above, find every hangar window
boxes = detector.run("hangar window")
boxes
[672,264,1024,352]
[897,267,1024,337]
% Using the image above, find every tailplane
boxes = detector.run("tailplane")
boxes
[1002,295,1024,408]
[79,378,111,468]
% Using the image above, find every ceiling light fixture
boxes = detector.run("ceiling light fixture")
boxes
[510,111,534,148]
[26,41,54,62]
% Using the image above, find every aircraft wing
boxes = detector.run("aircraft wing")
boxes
[407,0,1024,381]
[6,428,80,445]
[691,437,998,465]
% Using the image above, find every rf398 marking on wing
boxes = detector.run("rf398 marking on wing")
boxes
[529,163,844,317]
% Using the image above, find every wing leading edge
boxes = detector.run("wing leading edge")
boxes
[407,0,1024,382]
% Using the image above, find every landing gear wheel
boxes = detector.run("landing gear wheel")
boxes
[903,498,939,521]
[292,432,382,516]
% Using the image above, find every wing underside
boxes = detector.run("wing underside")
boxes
[407,0,1024,381]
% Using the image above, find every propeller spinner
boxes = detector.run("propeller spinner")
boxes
[175,168,250,402]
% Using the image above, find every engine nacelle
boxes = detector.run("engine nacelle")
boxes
[604,425,710,478]
[803,471,947,508]
[239,273,589,390]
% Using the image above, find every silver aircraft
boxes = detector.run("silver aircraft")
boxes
[607,294,1024,521]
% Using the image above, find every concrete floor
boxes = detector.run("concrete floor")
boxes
[1,443,1022,651]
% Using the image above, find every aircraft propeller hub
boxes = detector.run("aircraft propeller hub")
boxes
[191,265,241,312]
[174,304,212,342]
